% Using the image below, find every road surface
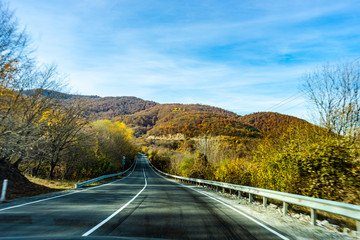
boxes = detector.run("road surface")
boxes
[0,154,290,239]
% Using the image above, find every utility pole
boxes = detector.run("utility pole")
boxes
[204,134,207,159]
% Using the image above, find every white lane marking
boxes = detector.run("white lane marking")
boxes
[82,168,147,237]
[147,160,290,240]
[0,160,138,212]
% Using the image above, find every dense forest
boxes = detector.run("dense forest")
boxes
[117,103,248,136]
[84,96,158,119]
[32,90,159,120]
[240,112,314,136]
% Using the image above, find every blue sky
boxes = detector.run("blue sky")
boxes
[8,0,360,119]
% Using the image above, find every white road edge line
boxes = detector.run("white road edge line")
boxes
[147,160,290,240]
[82,168,147,237]
[185,186,290,240]
[0,159,138,212]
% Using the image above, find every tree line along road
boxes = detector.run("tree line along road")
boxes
[0,154,290,240]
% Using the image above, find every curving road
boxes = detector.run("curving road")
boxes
[0,154,291,240]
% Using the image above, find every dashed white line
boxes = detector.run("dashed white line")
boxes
[82,168,147,237]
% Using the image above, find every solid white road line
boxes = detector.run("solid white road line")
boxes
[0,160,138,212]
[147,160,290,240]
[82,168,148,237]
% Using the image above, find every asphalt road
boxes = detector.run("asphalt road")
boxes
[0,154,291,240]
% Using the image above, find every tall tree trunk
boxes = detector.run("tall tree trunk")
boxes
[32,160,42,177]
[49,151,60,180]
[49,162,56,180]
[12,157,23,169]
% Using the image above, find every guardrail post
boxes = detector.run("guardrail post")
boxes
[357,221,360,237]
[1,179,8,202]
[249,193,253,203]
[229,189,232,195]
[238,191,241,199]
[283,202,288,216]
[222,187,225,193]
[311,208,317,226]
[263,197,268,207]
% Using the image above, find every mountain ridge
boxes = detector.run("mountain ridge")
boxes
[50,91,312,138]
[31,90,312,138]
[116,103,261,138]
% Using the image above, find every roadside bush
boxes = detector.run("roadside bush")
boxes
[148,149,171,172]
[298,137,360,203]
[214,158,251,186]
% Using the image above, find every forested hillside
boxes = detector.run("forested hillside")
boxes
[24,90,159,119]
[240,112,314,136]
[84,96,159,119]
[46,91,159,119]
[23,89,101,100]
[117,103,258,137]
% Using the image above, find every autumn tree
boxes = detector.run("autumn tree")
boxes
[60,126,98,179]
[91,120,137,172]
[36,100,89,179]
[0,1,64,168]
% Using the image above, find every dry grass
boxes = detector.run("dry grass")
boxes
[25,175,76,190]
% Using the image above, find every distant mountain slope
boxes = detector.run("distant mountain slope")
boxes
[85,96,159,119]
[147,111,259,138]
[118,104,260,137]
[240,112,313,136]
[23,89,101,100]
[24,89,159,119]
[27,89,313,138]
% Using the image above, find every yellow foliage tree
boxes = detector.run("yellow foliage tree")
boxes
[91,120,136,171]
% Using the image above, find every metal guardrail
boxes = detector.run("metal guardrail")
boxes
[75,157,137,188]
[147,156,360,233]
